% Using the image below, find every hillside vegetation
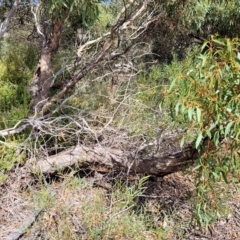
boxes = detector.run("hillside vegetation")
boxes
[0,0,239,239]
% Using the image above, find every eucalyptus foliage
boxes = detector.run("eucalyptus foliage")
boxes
[165,36,240,226]
[42,0,101,22]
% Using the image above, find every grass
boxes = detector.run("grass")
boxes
[1,166,240,239]
[24,175,166,240]
[0,138,26,185]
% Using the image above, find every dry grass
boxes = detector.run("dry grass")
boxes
[0,170,240,240]
[0,174,164,240]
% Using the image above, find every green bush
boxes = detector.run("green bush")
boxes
[0,39,37,178]
[0,137,26,185]
[0,39,37,127]
[164,36,240,227]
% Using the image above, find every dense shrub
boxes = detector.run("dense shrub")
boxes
[164,36,240,226]
[0,39,37,126]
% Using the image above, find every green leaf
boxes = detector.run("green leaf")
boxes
[196,107,201,123]
[196,132,203,148]
[206,130,212,139]
[63,2,68,8]
[181,104,186,114]
[188,107,193,121]
[200,42,209,55]
[175,102,180,116]
[226,38,232,53]
[237,52,240,60]
[212,172,219,180]
[212,39,225,46]
[221,171,229,184]
[180,136,185,148]
[169,78,176,92]
[236,130,240,140]
[213,131,220,146]
[209,123,216,131]
[224,121,234,137]
[193,164,202,171]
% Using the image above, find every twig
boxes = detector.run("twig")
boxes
[0,120,30,137]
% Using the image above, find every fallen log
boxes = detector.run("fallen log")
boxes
[29,145,197,176]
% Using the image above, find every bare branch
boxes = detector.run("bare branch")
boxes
[30,1,44,36]
[0,120,30,137]
[77,0,151,56]
[0,0,20,40]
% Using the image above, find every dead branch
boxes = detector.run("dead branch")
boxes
[5,208,43,240]
[0,0,20,40]
[77,0,151,56]
[29,145,196,176]
[0,120,30,137]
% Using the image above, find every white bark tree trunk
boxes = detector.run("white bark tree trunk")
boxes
[0,0,20,40]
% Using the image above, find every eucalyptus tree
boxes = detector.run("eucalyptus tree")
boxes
[28,0,156,116]
[29,0,101,112]
[147,0,240,62]
[0,0,156,134]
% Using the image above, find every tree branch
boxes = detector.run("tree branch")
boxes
[77,0,151,56]
[0,0,20,40]
[0,120,30,137]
